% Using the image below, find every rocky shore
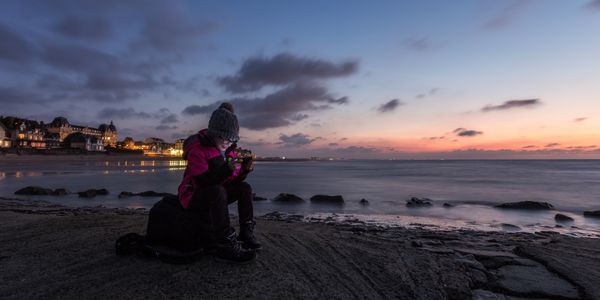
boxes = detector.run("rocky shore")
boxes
[1,197,599,299]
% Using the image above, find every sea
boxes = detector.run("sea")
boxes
[2,158,600,237]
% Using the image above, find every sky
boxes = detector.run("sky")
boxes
[1,0,600,159]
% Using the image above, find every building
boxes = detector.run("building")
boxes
[0,116,46,148]
[47,117,117,147]
[63,132,104,152]
[0,121,11,148]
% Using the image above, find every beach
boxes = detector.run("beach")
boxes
[1,197,599,300]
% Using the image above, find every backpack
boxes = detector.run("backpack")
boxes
[115,195,211,264]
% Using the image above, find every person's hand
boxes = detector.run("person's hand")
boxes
[241,156,255,172]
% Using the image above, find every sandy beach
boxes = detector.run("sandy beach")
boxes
[1,197,599,299]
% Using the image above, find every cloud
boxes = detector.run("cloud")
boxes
[183,82,348,130]
[0,23,34,63]
[133,5,218,52]
[416,88,439,99]
[402,37,442,52]
[328,143,339,147]
[52,15,112,40]
[217,53,358,93]
[481,99,540,112]
[41,43,119,73]
[584,0,600,11]
[574,117,587,122]
[156,125,178,131]
[160,114,178,124]
[522,145,536,149]
[545,143,560,148]
[453,128,483,137]
[378,99,402,113]
[278,133,315,147]
[482,0,531,30]
[0,86,46,104]
[333,146,379,154]
[97,108,152,119]
[427,136,445,140]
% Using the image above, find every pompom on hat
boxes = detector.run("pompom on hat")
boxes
[208,102,239,142]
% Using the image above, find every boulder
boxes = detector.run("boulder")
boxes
[52,188,69,196]
[359,199,369,206]
[583,210,600,218]
[443,203,454,208]
[310,195,344,204]
[15,186,53,195]
[118,191,134,198]
[406,197,432,207]
[138,191,172,197]
[494,201,554,210]
[501,223,521,231]
[272,193,304,203]
[252,194,267,201]
[555,213,574,222]
[78,189,109,198]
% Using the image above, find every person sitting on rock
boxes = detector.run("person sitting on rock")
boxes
[178,102,260,263]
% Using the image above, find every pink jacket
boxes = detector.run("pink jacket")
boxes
[177,129,245,209]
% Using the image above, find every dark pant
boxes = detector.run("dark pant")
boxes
[187,181,254,239]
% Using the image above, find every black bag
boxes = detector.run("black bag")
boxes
[146,195,211,252]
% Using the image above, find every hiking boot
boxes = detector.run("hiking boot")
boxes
[215,229,256,263]
[239,220,262,250]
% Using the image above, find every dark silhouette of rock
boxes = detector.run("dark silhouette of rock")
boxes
[443,203,454,208]
[583,210,600,218]
[495,264,579,299]
[359,199,369,206]
[555,213,574,222]
[310,195,344,204]
[15,186,53,195]
[501,223,521,231]
[78,189,108,198]
[252,194,267,201]
[406,197,432,207]
[118,191,134,198]
[495,201,554,210]
[52,188,69,196]
[272,193,304,203]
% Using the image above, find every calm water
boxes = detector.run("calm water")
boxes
[2,159,600,235]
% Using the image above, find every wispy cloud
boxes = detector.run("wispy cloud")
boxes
[482,0,531,30]
[545,143,560,148]
[481,99,540,112]
[584,0,600,11]
[378,99,403,113]
[278,133,316,147]
[574,117,587,122]
[453,128,483,137]
[401,37,443,52]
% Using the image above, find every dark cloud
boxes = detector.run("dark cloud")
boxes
[183,82,348,130]
[133,6,218,52]
[328,96,348,105]
[52,15,112,40]
[454,128,483,137]
[402,37,442,52]
[156,125,178,131]
[86,71,157,91]
[328,143,339,147]
[574,117,587,122]
[0,23,34,63]
[217,53,358,93]
[567,145,597,149]
[160,114,178,124]
[97,107,152,119]
[584,0,600,11]
[378,99,402,113]
[428,136,445,140]
[522,145,536,149]
[481,99,540,112]
[333,146,379,154]
[41,43,119,73]
[0,86,48,104]
[482,0,531,30]
[545,143,560,148]
[416,88,439,99]
[279,133,315,147]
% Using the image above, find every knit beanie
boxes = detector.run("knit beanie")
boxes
[208,102,239,142]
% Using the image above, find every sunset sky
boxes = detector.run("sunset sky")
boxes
[1,0,600,159]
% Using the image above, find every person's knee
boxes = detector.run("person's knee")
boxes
[203,185,227,200]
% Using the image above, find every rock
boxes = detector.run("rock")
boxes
[51,188,69,196]
[583,210,600,218]
[406,197,432,207]
[272,193,304,203]
[359,198,369,205]
[310,195,344,204]
[501,223,521,231]
[15,186,53,195]
[554,213,574,222]
[118,191,134,198]
[442,203,454,208]
[78,189,108,198]
[495,263,579,299]
[494,201,554,210]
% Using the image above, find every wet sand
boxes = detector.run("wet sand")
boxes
[1,197,599,299]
